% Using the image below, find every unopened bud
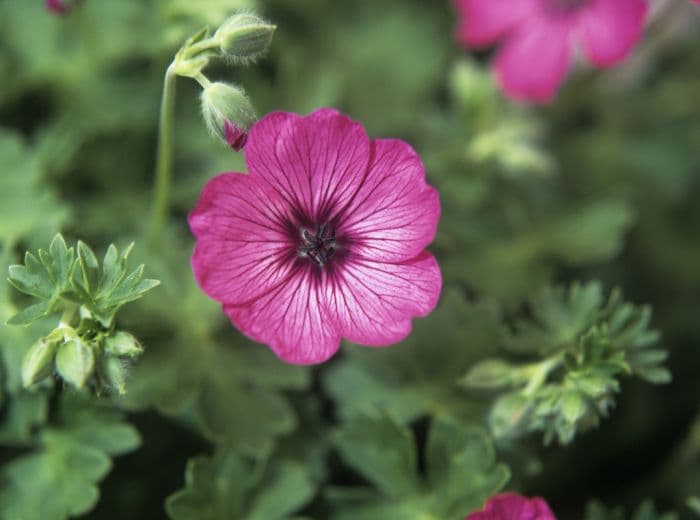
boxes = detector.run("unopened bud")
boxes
[22,338,59,387]
[99,356,127,395]
[201,82,256,151]
[459,358,515,389]
[104,331,143,359]
[489,392,530,438]
[215,13,276,62]
[56,338,94,389]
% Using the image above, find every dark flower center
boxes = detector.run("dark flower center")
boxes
[547,0,588,12]
[299,223,338,267]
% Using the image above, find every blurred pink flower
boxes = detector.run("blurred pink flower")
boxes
[467,493,556,520]
[455,0,648,103]
[45,0,79,15]
[189,108,442,364]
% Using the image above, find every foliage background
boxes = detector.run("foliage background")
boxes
[0,0,699,518]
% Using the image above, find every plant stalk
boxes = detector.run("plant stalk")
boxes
[148,63,178,246]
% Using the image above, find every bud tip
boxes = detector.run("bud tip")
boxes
[224,120,248,151]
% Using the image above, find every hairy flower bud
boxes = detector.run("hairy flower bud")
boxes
[22,338,59,387]
[201,82,256,151]
[56,338,95,389]
[99,356,127,395]
[489,392,530,438]
[214,13,276,62]
[104,331,143,359]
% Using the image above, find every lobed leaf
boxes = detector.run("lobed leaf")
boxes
[166,450,314,520]
[0,395,140,520]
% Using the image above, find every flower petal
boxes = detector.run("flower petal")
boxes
[495,15,573,103]
[189,173,297,306]
[325,252,442,346]
[455,0,538,47]
[224,268,341,365]
[244,108,371,221]
[467,493,556,520]
[338,139,440,262]
[578,0,648,67]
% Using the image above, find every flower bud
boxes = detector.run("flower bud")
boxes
[56,338,94,389]
[104,331,143,359]
[201,82,256,151]
[22,338,59,387]
[215,13,276,62]
[99,356,127,395]
[459,358,516,389]
[489,392,530,438]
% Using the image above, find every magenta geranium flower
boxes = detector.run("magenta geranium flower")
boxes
[46,0,80,15]
[455,0,649,103]
[467,493,556,520]
[189,108,442,365]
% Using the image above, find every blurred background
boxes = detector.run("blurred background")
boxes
[1,0,700,518]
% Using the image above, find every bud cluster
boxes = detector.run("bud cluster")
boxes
[168,12,275,151]
[7,234,158,395]
[23,325,143,395]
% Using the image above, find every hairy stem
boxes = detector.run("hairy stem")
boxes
[148,63,177,246]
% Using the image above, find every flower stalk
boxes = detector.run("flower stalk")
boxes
[146,13,274,246]
[148,63,177,247]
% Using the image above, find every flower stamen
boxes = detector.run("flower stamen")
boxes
[299,223,337,267]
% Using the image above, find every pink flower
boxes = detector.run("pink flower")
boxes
[467,493,557,520]
[455,0,649,103]
[45,0,79,15]
[189,109,442,365]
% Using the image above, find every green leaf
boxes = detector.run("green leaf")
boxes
[8,235,158,327]
[585,499,678,520]
[324,290,502,423]
[0,393,49,446]
[7,234,79,325]
[166,450,315,520]
[333,414,420,497]
[166,451,254,520]
[77,241,100,294]
[0,395,140,520]
[246,462,316,520]
[329,415,509,519]
[116,231,309,456]
[0,130,68,242]
[92,261,160,326]
[425,418,510,517]
[7,300,52,326]
[477,281,670,444]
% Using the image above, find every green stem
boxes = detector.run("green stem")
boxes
[58,303,78,330]
[148,63,178,246]
[184,38,219,59]
[193,72,211,89]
